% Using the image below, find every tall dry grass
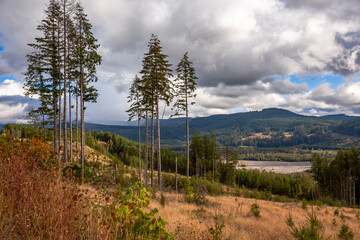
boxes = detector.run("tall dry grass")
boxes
[150,191,360,240]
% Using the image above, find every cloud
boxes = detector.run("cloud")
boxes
[0,79,30,123]
[0,79,24,96]
[189,78,360,117]
[0,95,33,106]
[0,0,360,123]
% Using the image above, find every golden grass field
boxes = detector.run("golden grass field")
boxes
[149,192,360,240]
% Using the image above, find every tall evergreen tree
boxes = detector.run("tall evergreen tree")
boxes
[127,75,144,182]
[59,0,76,163]
[210,129,219,181]
[140,34,173,190]
[72,2,101,177]
[172,52,197,178]
[24,0,62,154]
[190,129,203,177]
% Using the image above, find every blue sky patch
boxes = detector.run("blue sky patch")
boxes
[288,74,345,90]
[0,75,16,83]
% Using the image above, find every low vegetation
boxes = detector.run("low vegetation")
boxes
[1,126,360,239]
[0,134,172,239]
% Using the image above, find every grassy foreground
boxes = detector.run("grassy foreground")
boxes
[149,192,360,239]
[1,134,359,239]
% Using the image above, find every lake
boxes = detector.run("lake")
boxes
[236,160,312,174]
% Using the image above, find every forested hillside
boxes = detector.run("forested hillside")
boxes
[84,108,360,150]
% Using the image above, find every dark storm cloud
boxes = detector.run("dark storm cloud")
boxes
[0,95,34,106]
[207,78,307,99]
[284,0,332,10]
[326,31,360,76]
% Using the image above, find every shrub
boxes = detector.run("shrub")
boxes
[332,218,337,226]
[103,182,173,239]
[0,135,174,239]
[185,192,208,205]
[192,207,207,218]
[286,213,294,227]
[160,193,166,207]
[209,214,225,240]
[162,173,176,190]
[250,203,260,218]
[286,211,324,240]
[338,224,354,240]
[302,199,308,209]
[0,135,91,239]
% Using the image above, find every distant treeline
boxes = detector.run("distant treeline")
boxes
[312,146,360,205]
[235,169,315,200]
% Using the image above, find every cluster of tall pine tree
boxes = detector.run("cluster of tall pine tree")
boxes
[127,35,197,190]
[312,147,360,205]
[23,0,101,176]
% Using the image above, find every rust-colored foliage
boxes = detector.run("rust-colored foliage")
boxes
[0,134,91,239]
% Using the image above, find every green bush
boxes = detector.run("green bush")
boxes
[162,173,176,190]
[250,203,260,218]
[63,161,102,183]
[209,214,225,240]
[185,192,208,205]
[286,211,323,240]
[104,182,174,239]
[302,199,308,209]
[338,224,354,240]
[160,193,166,208]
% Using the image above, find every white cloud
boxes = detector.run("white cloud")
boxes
[0,79,28,123]
[0,79,24,96]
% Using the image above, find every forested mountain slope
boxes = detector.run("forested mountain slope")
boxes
[84,108,360,149]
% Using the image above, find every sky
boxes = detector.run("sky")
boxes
[1,0,360,124]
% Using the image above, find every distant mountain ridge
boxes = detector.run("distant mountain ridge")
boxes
[2,108,360,149]
[83,108,360,149]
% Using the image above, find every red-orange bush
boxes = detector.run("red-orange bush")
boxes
[0,134,95,239]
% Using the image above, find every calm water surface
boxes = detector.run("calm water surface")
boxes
[236,160,312,174]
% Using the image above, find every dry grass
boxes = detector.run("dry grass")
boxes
[150,192,360,240]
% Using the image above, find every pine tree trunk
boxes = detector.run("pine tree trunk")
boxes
[151,105,154,188]
[57,29,62,162]
[42,113,46,139]
[196,152,199,177]
[69,68,72,162]
[349,172,351,205]
[353,180,356,205]
[156,98,161,191]
[204,162,206,179]
[76,81,79,163]
[145,112,148,188]
[213,147,215,182]
[80,66,85,179]
[186,92,189,178]
[175,157,178,192]
[63,2,68,164]
[138,116,141,182]
[53,88,58,153]
[81,90,85,179]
